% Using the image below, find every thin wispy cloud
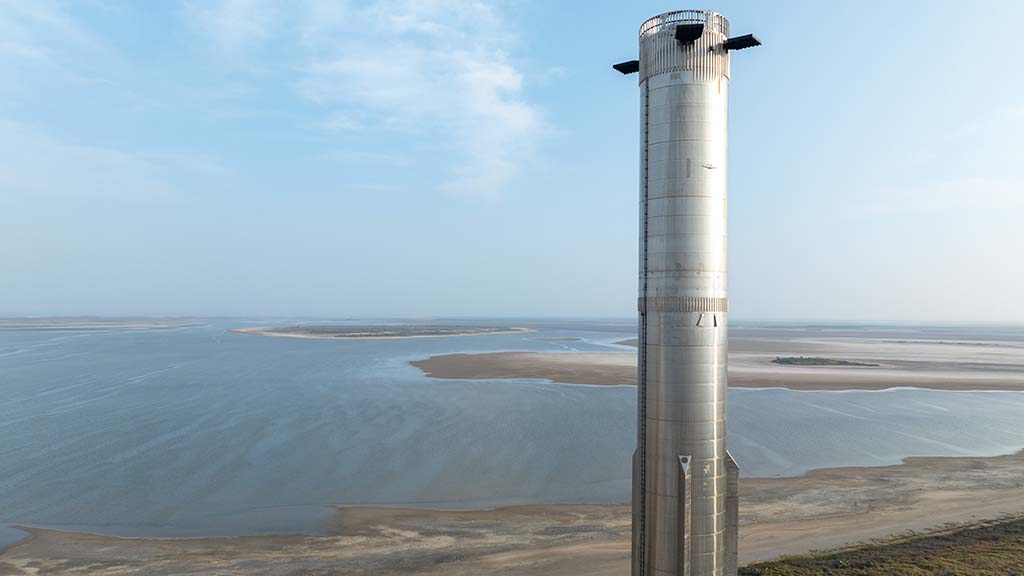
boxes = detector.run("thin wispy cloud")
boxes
[183,0,276,53]
[321,111,362,132]
[298,0,543,198]
[0,0,93,62]
[0,121,181,203]
[856,106,1024,217]
[859,177,1021,217]
[180,0,543,198]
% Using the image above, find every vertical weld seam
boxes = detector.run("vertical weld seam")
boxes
[637,76,651,575]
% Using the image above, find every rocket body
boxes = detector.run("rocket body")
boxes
[632,10,739,576]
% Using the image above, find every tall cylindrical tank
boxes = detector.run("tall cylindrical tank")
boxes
[630,10,747,576]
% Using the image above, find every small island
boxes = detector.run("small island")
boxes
[772,356,879,367]
[232,325,532,340]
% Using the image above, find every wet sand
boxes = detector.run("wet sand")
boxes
[410,333,1024,391]
[4,451,1024,575]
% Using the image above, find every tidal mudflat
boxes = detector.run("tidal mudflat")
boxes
[5,451,1024,575]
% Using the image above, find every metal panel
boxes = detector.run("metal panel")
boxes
[645,196,725,217]
[677,456,692,576]
[725,452,739,576]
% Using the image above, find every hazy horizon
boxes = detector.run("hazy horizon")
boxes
[3,0,1022,322]
[7,315,1024,329]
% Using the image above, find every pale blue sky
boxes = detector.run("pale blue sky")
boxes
[2,1,1022,321]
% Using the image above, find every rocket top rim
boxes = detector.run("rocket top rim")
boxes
[639,10,729,38]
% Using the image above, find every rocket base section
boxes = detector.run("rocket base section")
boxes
[725,451,739,576]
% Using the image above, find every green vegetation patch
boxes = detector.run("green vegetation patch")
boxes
[740,517,1024,576]
[772,356,879,367]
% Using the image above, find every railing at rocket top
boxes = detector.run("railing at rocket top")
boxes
[639,10,729,38]
[638,14,731,84]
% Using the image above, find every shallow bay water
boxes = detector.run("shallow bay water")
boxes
[1,320,1023,547]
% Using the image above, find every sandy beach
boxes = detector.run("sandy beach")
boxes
[410,331,1024,391]
[4,451,1024,575]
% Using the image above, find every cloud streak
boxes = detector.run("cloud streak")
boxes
[855,106,1024,218]
[0,121,184,203]
[0,0,94,62]
[183,0,276,53]
[297,0,542,198]
[181,0,543,198]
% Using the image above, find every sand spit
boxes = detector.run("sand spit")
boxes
[232,326,534,340]
[0,319,195,331]
[410,351,1024,391]
[4,451,1024,575]
[410,331,1024,391]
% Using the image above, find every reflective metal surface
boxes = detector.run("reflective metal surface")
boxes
[632,10,738,576]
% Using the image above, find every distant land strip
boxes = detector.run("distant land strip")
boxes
[0,319,196,331]
[772,356,880,367]
[232,325,534,340]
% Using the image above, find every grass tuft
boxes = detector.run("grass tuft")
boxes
[740,517,1024,575]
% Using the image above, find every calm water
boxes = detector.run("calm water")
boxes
[2,320,1024,547]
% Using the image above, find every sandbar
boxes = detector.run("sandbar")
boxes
[411,332,1024,391]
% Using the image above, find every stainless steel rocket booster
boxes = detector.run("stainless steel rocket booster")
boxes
[615,10,760,576]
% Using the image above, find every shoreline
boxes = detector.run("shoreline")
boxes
[410,351,1024,392]
[0,527,27,554]
[4,450,1024,574]
[231,326,535,340]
